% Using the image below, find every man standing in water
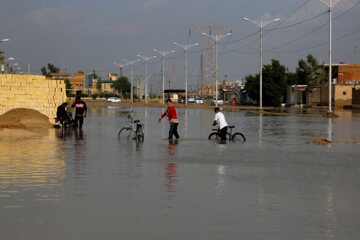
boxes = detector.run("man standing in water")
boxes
[213,107,228,141]
[72,96,87,129]
[158,99,180,140]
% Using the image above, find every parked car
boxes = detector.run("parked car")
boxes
[188,96,195,103]
[211,98,224,106]
[195,97,203,104]
[179,96,186,103]
[107,97,122,103]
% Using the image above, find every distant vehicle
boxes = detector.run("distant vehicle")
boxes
[188,96,195,103]
[195,97,203,104]
[107,97,122,103]
[211,98,224,106]
[179,97,185,103]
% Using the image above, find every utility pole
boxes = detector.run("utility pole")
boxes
[320,0,341,113]
[137,55,157,104]
[193,25,231,88]
[114,62,129,97]
[243,17,280,111]
[202,32,232,107]
[173,42,199,105]
[153,49,175,104]
[122,59,140,104]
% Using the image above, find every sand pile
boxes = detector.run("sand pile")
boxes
[0,108,52,138]
[312,138,333,145]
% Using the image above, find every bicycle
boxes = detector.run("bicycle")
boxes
[208,125,246,143]
[54,112,75,129]
[118,114,144,142]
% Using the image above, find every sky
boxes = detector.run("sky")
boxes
[1,0,359,91]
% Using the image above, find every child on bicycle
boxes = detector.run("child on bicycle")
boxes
[213,107,228,141]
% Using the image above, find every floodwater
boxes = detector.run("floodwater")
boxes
[1,107,360,240]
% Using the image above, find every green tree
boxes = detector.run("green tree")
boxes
[96,77,102,93]
[111,76,131,97]
[245,59,287,106]
[41,63,60,77]
[296,54,326,86]
[64,79,72,97]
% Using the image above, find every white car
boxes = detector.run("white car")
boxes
[188,96,195,103]
[195,98,203,104]
[107,97,122,103]
[211,99,224,105]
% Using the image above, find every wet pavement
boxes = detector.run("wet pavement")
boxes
[1,107,360,240]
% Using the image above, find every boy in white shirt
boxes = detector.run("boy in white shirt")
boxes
[213,107,228,141]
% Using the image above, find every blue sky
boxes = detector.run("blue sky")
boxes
[1,0,359,90]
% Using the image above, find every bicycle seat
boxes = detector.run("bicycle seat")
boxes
[228,126,235,129]
[134,120,140,123]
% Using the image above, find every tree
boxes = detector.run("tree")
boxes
[111,76,131,97]
[41,63,60,78]
[245,59,287,106]
[64,79,72,97]
[296,54,326,86]
[96,77,102,93]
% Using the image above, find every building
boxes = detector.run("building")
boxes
[50,73,85,95]
[305,63,360,108]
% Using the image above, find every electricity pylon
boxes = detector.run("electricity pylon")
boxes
[165,62,183,89]
[192,24,231,87]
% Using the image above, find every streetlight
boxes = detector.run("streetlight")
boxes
[243,17,280,111]
[320,0,341,114]
[122,58,141,104]
[173,42,199,105]
[0,39,9,43]
[137,54,157,104]
[153,49,175,104]
[201,32,232,107]
[113,62,129,77]
[113,62,129,97]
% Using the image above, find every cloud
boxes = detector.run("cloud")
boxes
[26,6,79,27]
[139,0,171,12]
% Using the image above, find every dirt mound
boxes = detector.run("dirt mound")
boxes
[0,108,52,136]
[313,138,333,145]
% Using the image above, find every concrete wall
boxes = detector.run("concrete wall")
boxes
[334,85,353,108]
[0,74,66,122]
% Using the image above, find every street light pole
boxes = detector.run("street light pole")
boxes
[137,55,157,104]
[201,32,232,107]
[153,49,175,104]
[113,62,129,97]
[122,59,140,104]
[243,17,280,111]
[320,0,341,113]
[0,39,9,74]
[173,42,199,105]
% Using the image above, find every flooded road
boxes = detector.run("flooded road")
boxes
[1,107,360,240]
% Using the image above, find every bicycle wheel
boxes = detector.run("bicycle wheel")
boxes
[118,127,131,140]
[232,132,246,143]
[208,132,220,141]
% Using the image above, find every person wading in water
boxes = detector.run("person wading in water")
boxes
[71,96,87,129]
[158,99,180,140]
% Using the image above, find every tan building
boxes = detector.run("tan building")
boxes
[50,73,85,94]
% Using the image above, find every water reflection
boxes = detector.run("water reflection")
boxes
[165,163,177,201]
[0,130,65,204]
[258,114,263,145]
[168,140,178,156]
[215,165,226,195]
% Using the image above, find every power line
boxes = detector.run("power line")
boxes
[269,24,360,54]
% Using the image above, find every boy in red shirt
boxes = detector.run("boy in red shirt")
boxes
[158,99,180,140]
